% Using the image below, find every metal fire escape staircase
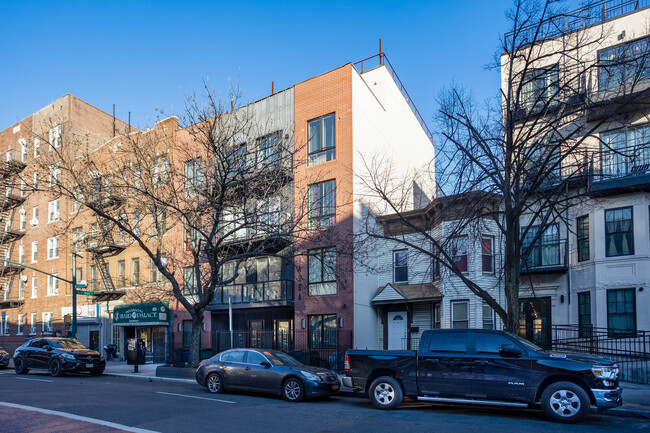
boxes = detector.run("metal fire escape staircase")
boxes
[86,195,127,303]
[0,150,26,309]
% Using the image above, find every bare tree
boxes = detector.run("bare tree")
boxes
[36,84,305,367]
[357,0,650,333]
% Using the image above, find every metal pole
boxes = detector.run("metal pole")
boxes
[229,299,233,349]
[72,252,77,339]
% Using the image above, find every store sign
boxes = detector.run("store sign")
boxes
[62,304,99,318]
[113,302,169,325]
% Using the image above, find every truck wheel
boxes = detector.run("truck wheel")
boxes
[14,357,29,374]
[369,376,403,410]
[540,381,590,423]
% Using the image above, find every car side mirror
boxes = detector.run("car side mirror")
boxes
[260,361,272,368]
[499,344,522,358]
[44,345,52,351]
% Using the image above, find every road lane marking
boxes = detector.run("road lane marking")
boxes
[0,401,159,433]
[15,377,53,383]
[156,391,235,404]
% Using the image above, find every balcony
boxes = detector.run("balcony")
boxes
[590,145,650,196]
[0,228,25,243]
[86,233,126,257]
[0,261,25,276]
[209,280,294,309]
[521,240,568,274]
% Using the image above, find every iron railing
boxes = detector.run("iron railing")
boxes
[212,329,353,372]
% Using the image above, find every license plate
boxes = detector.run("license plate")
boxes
[86,363,94,368]
[331,384,340,391]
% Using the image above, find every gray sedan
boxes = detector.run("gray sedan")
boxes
[196,348,340,402]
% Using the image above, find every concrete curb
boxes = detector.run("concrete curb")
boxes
[598,408,650,419]
[103,373,195,384]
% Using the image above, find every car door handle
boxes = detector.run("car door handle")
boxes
[474,360,489,364]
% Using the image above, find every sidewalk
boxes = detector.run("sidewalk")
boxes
[606,381,650,418]
[103,361,193,383]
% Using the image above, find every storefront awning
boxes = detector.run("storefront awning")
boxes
[371,283,441,305]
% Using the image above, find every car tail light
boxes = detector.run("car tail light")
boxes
[344,354,350,371]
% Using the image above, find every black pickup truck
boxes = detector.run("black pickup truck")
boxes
[343,329,622,423]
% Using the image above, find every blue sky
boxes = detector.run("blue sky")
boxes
[1,1,534,131]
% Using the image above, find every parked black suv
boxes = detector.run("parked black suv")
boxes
[344,329,622,423]
[13,338,105,377]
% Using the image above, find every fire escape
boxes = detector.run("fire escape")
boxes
[0,149,27,309]
[86,191,127,303]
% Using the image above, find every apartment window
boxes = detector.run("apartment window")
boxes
[33,172,39,191]
[577,215,590,262]
[42,312,53,332]
[17,314,23,335]
[308,314,337,349]
[18,244,24,263]
[432,245,441,279]
[18,277,25,300]
[47,274,59,296]
[20,179,26,197]
[150,210,167,237]
[434,303,441,329]
[578,292,592,337]
[48,199,60,222]
[256,131,280,167]
[1,312,6,336]
[47,236,59,259]
[19,211,25,231]
[451,301,469,329]
[132,258,140,286]
[601,124,650,178]
[71,227,84,253]
[257,196,281,234]
[30,313,36,334]
[32,206,39,227]
[19,138,27,162]
[33,137,40,157]
[308,180,336,230]
[153,156,168,185]
[72,189,84,212]
[90,265,98,291]
[451,236,468,272]
[605,207,634,257]
[308,247,336,295]
[481,237,494,273]
[482,303,494,329]
[183,267,198,295]
[599,36,650,91]
[150,256,166,283]
[521,64,559,110]
[393,250,408,283]
[308,113,335,165]
[49,164,61,187]
[521,224,560,267]
[184,158,203,197]
[49,125,62,149]
[117,260,126,288]
[31,241,37,263]
[31,276,38,298]
[607,288,636,337]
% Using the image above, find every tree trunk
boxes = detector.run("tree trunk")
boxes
[188,311,203,368]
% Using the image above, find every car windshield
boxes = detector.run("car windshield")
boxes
[264,351,303,366]
[48,339,87,349]
[507,333,543,352]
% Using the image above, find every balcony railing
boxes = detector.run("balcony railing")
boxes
[212,280,293,305]
[521,239,568,273]
[504,1,649,49]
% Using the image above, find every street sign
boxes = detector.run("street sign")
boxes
[77,290,95,296]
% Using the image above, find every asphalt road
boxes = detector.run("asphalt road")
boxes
[0,369,646,433]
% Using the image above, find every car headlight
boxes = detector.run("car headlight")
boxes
[62,353,76,361]
[592,364,619,380]
[300,370,321,382]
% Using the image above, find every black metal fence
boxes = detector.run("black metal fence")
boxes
[213,329,353,372]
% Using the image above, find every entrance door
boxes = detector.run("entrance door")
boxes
[151,328,166,363]
[89,330,100,351]
[274,320,292,351]
[249,320,263,348]
[519,297,552,349]
[387,311,408,350]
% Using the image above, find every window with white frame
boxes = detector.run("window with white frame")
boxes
[33,171,39,191]
[30,313,36,334]
[42,312,53,332]
[18,277,25,300]
[451,236,468,272]
[184,158,203,197]
[47,274,59,296]
[150,256,166,283]
[17,313,23,335]
[393,250,408,283]
[32,206,38,227]
[31,276,37,298]
[18,244,24,263]
[49,164,61,187]
[481,237,494,273]
[20,179,26,197]
[19,211,26,231]
[153,156,168,185]
[451,300,469,328]
[72,189,83,212]
[31,241,37,263]
[20,138,27,162]
[47,236,59,259]
[49,125,62,149]
[33,137,40,157]
[48,199,60,222]
[482,302,495,329]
